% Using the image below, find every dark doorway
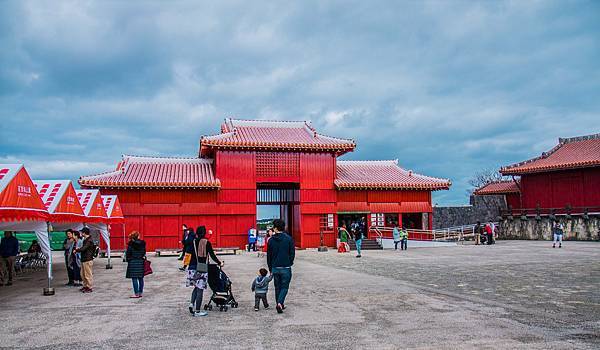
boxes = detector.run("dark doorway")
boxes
[337,213,368,239]
[402,213,423,230]
[256,183,300,245]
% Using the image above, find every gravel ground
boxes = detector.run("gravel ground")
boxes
[0,240,598,349]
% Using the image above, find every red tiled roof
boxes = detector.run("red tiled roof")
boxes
[335,160,451,191]
[79,155,220,189]
[474,180,520,195]
[501,133,600,175]
[200,118,356,155]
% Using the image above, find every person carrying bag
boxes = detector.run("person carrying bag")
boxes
[185,226,223,317]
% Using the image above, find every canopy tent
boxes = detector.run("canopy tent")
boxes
[76,189,112,268]
[34,180,86,223]
[102,195,125,266]
[101,195,124,224]
[0,164,53,294]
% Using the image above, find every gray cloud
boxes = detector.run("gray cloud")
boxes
[1,0,599,204]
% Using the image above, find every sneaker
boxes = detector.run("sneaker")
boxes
[189,303,194,315]
[83,288,93,293]
[130,295,141,299]
[65,282,74,286]
[264,305,270,309]
[193,311,208,317]
[282,304,286,310]
[6,281,12,286]
[179,267,186,271]
[276,304,283,314]
[254,307,259,311]
[559,244,562,248]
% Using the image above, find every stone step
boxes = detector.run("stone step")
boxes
[347,239,382,250]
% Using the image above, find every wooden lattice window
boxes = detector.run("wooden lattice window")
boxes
[256,152,300,178]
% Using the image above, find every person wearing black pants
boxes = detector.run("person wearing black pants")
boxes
[267,219,295,314]
[186,226,222,317]
[63,230,75,286]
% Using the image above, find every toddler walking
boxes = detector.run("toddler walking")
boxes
[251,268,273,311]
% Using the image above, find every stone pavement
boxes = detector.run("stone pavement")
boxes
[0,240,598,349]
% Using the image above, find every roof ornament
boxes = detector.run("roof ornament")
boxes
[408,170,413,177]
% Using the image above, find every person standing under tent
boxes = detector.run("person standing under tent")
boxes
[0,231,19,286]
[70,231,83,287]
[267,219,295,314]
[125,231,147,298]
[63,229,75,286]
[76,228,96,293]
[248,226,258,252]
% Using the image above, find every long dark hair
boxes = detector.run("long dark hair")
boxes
[196,226,207,240]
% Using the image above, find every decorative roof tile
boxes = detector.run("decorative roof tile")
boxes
[335,160,451,191]
[474,180,520,195]
[79,155,220,189]
[501,133,600,175]
[200,118,356,155]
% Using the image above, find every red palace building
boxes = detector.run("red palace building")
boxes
[475,133,600,217]
[80,119,451,251]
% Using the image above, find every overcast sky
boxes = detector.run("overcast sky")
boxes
[0,1,598,205]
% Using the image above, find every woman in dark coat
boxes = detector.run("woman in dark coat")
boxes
[126,231,146,298]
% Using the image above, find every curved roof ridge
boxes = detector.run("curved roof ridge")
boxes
[501,132,600,175]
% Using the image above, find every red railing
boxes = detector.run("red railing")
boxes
[501,206,600,217]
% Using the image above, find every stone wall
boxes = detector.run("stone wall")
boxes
[433,195,506,229]
[500,216,600,241]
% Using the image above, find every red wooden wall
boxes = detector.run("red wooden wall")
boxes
[98,151,440,250]
[299,153,337,248]
[521,168,600,209]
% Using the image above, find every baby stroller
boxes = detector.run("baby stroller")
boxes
[204,264,239,312]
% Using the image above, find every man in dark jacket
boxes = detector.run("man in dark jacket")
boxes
[0,231,20,286]
[63,229,75,286]
[267,219,295,313]
[75,228,95,293]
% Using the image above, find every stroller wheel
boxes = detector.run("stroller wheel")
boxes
[223,306,228,312]
[232,302,239,308]
[208,305,213,311]
[203,304,209,311]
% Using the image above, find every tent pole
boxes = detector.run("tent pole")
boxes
[122,223,126,262]
[43,222,55,296]
[106,224,112,269]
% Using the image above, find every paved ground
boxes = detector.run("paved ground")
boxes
[0,240,598,349]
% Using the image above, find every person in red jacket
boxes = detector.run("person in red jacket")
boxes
[484,223,493,245]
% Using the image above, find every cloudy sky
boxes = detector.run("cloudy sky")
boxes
[0,0,598,205]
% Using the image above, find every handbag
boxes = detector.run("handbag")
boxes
[143,259,153,276]
[183,253,191,266]
[193,240,209,273]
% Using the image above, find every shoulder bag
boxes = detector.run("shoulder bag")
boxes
[193,239,209,273]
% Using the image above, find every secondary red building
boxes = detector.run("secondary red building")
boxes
[475,133,600,216]
[80,119,450,251]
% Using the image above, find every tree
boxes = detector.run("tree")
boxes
[468,168,506,191]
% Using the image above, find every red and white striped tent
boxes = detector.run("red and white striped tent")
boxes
[0,164,49,222]
[101,195,124,224]
[0,164,53,283]
[34,180,86,224]
[76,189,112,263]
